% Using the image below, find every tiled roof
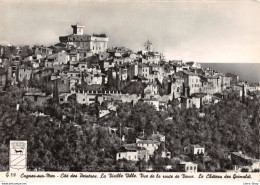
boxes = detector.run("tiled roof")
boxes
[24,92,47,96]
[118,144,147,152]
[182,70,198,76]
[174,71,184,78]
[190,93,207,98]
[180,162,197,165]
[150,64,159,67]
[136,139,159,145]
[249,83,260,87]
[142,98,158,102]
[68,71,80,73]
[139,63,148,68]
[231,152,252,160]
[192,144,204,148]
[205,75,219,79]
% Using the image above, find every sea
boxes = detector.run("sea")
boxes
[200,63,260,84]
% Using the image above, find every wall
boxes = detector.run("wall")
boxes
[18,68,33,81]
[116,151,138,161]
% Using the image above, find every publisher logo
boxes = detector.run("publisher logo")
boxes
[10,140,27,171]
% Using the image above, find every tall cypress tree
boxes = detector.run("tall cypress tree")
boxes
[242,85,245,104]
[200,96,203,113]
[53,79,59,103]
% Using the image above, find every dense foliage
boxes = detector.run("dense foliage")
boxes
[0,87,259,171]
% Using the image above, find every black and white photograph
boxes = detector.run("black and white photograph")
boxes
[0,0,259,183]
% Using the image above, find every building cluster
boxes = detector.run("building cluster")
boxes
[0,24,259,109]
[0,24,260,172]
[116,132,171,162]
[116,132,207,172]
[226,151,260,172]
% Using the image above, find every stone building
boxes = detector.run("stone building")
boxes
[23,92,51,107]
[184,144,205,156]
[171,73,184,99]
[18,67,33,81]
[220,74,231,91]
[200,75,221,94]
[183,71,201,95]
[59,24,109,54]
[116,144,149,161]
[136,138,160,156]
[179,162,198,173]
[138,63,150,78]
[226,73,239,84]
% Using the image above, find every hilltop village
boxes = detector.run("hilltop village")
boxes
[0,24,259,172]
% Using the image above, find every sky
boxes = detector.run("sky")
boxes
[0,0,260,63]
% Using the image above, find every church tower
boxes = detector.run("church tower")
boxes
[144,40,153,52]
[71,23,85,35]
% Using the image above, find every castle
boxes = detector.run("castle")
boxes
[59,23,109,54]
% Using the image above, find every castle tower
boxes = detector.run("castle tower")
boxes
[71,23,85,35]
[144,40,153,51]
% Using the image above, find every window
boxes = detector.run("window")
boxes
[93,46,94,50]
[118,153,121,158]
[190,166,193,170]
[186,166,189,170]
[194,166,196,171]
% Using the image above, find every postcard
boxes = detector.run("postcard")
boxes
[0,0,259,184]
